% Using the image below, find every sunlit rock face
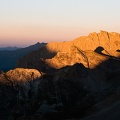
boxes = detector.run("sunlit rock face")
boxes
[73,30,120,51]
[46,30,120,69]
[16,30,120,71]
[45,46,109,69]
[6,68,41,82]
[45,30,120,54]
[0,68,42,98]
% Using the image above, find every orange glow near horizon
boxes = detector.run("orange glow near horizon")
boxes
[0,24,89,47]
[1,0,120,47]
[1,23,120,47]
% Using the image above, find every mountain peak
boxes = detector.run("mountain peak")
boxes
[73,30,120,52]
[0,46,19,51]
[16,30,120,71]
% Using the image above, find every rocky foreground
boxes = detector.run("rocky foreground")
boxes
[1,31,120,120]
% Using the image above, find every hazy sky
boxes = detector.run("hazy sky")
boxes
[0,0,120,47]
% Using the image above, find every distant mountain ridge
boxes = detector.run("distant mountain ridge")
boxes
[0,42,46,72]
[0,46,20,51]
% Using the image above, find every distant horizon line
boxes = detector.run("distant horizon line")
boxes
[0,41,47,48]
[0,30,120,48]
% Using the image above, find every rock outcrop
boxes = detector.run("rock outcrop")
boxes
[0,68,43,120]
[73,30,120,52]
[45,46,108,69]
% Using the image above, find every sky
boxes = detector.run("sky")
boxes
[0,0,120,47]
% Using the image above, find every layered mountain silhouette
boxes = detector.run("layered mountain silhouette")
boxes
[0,46,19,51]
[0,42,46,72]
[0,30,120,120]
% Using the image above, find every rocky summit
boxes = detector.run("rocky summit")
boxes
[1,31,120,120]
[17,30,120,71]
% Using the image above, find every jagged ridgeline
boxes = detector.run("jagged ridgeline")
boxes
[1,30,120,120]
[0,42,46,72]
[17,30,120,71]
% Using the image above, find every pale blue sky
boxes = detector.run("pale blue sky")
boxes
[0,0,120,47]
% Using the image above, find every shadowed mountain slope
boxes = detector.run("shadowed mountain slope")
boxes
[0,46,19,51]
[1,57,120,120]
[0,42,46,72]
